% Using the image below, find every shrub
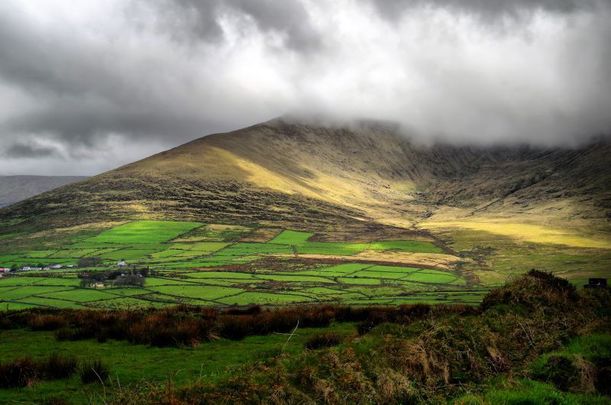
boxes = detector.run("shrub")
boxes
[113,274,145,287]
[219,316,254,340]
[80,359,109,384]
[126,311,214,347]
[77,257,103,268]
[305,332,342,350]
[531,354,596,393]
[28,314,67,331]
[482,269,578,311]
[55,327,95,341]
[0,357,39,388]
[41,353,77,380]
[224,305,262,316]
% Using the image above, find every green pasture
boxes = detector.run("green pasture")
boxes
[0,264,473,308]
[269,230,313,244]
[0,222,444,269]
[0,221,476,308]
[85,220,203,245]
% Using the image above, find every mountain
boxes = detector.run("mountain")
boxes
[0,118,609,241]
[0,175,88,208]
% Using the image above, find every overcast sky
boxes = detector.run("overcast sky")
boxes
[0,0,610,175]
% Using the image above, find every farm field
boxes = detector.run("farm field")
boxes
[0,221,482,309]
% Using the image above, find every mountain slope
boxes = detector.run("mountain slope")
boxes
[0,119,609,243]
[0,175,87,208]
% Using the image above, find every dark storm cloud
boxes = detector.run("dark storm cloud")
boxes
[0,0,610,175]
[0,3,229,147]
[369,0,598,21]
[137,0,321,51]
[3,142,61,159]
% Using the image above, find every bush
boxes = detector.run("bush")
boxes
[80,359,110,384]
[0,354,79,388]
[531,354,596,393]
[0,357,39,388]
[224,305,262,316]
[482,269,578,311]
[113,274,145,287]
[55,327,95,341]
[305,332,342,350]
[29,315,67,331]
[41,353,77,380]
[219,316,254,340]
[77,257,103,268]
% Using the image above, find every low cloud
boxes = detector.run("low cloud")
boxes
[3,141,62,159]
[0,0,610,174]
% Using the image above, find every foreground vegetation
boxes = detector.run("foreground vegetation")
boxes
[0,270,609,404]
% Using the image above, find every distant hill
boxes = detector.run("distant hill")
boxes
[0,118,609,240]
[0,176,87,208]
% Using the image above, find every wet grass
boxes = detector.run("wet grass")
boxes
[0,323,356,404]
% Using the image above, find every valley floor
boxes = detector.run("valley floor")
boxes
[1,220,609,309]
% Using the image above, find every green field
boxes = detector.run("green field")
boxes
[84,220,203,245]
[0,322,356,404]
[0,221,475,309]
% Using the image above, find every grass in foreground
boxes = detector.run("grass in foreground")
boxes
[0,271,609,404]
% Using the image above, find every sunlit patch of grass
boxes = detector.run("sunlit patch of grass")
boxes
[217,291,316,305]
[38,289,117,303]
[424,220,610,249]
[0,286,77,301]
[269,230,313,244]
[402,270,463,284]
[85,220,202,245]
[368,240,442,253]
[148,285,243,301]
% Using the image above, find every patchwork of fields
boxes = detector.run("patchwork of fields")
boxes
[0,221,486,309]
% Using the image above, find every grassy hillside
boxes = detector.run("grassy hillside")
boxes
[1,119,609,236]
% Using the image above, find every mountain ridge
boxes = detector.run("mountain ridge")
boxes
[0,118,609,244]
